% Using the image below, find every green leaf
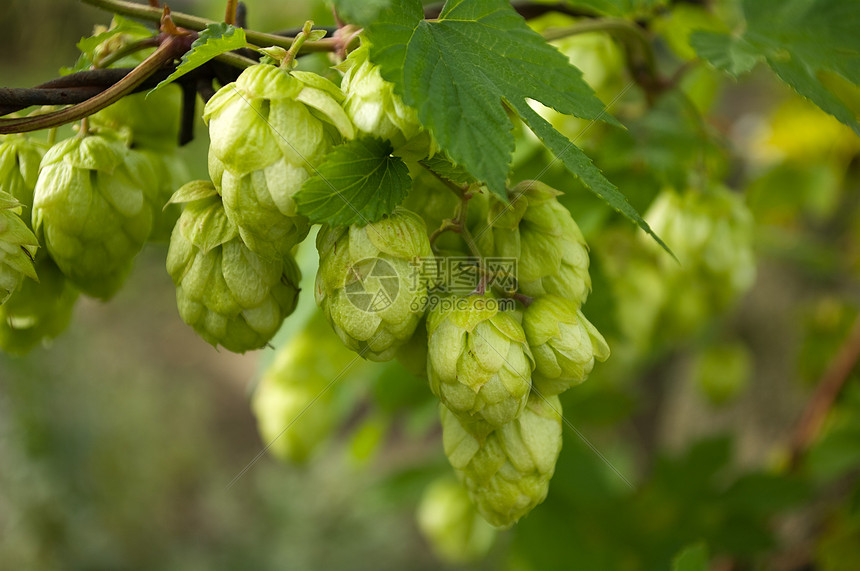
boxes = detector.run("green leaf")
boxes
[689,31,759,77]
[295,137,411,226]
[692,0,860,134]
[62,15,154,75]
[366,0,617,198]
[518,102,672,254]
[148,24,249,96]
[76,15,152,55]
[419,154,477,186]
[364,0,667,248]
[333,0,393,26]
[672,542,708,571]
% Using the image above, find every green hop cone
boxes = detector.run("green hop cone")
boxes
[252,312,362,463]
[32,134,154,299]
[0,134,46,214]
[166,181,300,353]
[204,64,354,174]
[0,191,38,305]
[204,64,352,258]
[315,207,432,361]
[427,295,534,431]
[441,393,563,528]
[475,180,592,304]
[0,253,78,354]
[645,186,756,302]
[217,151,311,260]
[340,42,434,160]
[416,476,497,563]
[522,295,610,396]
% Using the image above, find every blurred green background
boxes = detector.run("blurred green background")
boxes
[2,1,860,570]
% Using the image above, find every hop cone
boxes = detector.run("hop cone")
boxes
[441,393,563,528]
[166,181,300,353]
[427,295,534,431]
[340,42,433,160]
[0,253,78,354]
[0,134,46,214]
[32,134,154,299]
[645,186,756,302]
[204,64,354,258]
[475,180,591,304]
[217,151,311,259]
[252,313,362,463]
[522,295,609,396]
[315,207,432,361]
[0,192,38,305]
[416,476,496,563]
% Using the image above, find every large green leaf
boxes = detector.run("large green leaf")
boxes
[691,0,860,134]
[366,0,667,250]
[295,137,411,226]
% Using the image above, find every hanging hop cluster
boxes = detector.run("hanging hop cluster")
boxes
[165,182,300,353]
[204,63,354,260]
[0,134,79,354]
[415,179,609,528]
[602,186,756,346]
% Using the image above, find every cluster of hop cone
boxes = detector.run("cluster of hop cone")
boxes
[193,40,610,535]
[0,27,610,546]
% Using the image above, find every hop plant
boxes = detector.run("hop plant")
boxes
[0,253,78,354]
[0,192,38,305]
[441,393,563,528]
[522,294,610,396]
[340,42,434,160]
[252,313,363,463]
[32,133,154,299]
[166,181,301,353]
[426,295,534,431]
[475,180,592,304]
[315,207,432,361]
[204,64,354,259]
[416,476,497,563]
[0,134,46,212]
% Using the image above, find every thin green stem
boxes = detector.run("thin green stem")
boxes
[80,0,337,53]
[282,21,315,69]
[215,51,258,69]
[429,219,458,255]
[458,223,483,260]
[0,36,182,133]
[94,36,159,68]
